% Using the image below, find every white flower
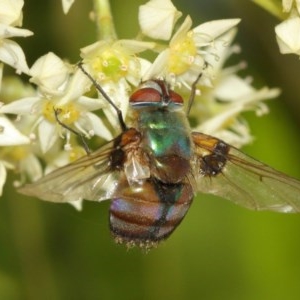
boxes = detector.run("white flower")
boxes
[0,115,40,195]
[80,39,154,130]
[275,16,300,55]
[189,30,280,147]
[0,143,43,195]
[195,75,280,147]
[0,53,113,153]
[81,39,155,86]
[139,0,182,40]
[0,0,33,74]
[142,15,241,88]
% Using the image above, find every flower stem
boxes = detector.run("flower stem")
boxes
[93,0,117,41]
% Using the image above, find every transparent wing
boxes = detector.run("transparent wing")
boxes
[19,140,121,203]
[192,132,300,212]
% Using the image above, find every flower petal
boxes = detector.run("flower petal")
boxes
[38,119,58,153]
[62,0,75,14]
[170,15,192,45]
[0,115,30,146]
[21,153,43,182]
[0,96,41,114]
[0,39,30,74]
[68,200,83,211]
[0,24,33,39]
[142,49,170,80]
[30,52,70,95]
[84,112,113,140]
[114,40,156,54]
[0,0,24,26]
[193,18,241,41]
[76,96,106,111]
[214,75,255,101]
[275,17,300,55]
[139,0,182,40]
[58,69,91,105]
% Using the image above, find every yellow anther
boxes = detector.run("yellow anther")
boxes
[168,31,197,75]
[43,101,80,125]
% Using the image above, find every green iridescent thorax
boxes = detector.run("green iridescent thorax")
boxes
[133,105,193,183]
[137,107,192,157]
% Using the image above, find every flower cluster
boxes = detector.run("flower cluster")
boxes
[254,0,300,55]
[0,0,280,200]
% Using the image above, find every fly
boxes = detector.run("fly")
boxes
[19,65,300,249]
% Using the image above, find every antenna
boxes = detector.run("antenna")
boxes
[78,62,127,132]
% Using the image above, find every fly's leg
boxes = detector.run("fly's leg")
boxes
[186,62,208,116]
[54,108,91,154]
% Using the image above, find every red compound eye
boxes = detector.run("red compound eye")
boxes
[129,88,161,104]
[129,80,184,106]
[169,90,183,104]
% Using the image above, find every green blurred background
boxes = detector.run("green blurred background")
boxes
[1,0,300,299]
